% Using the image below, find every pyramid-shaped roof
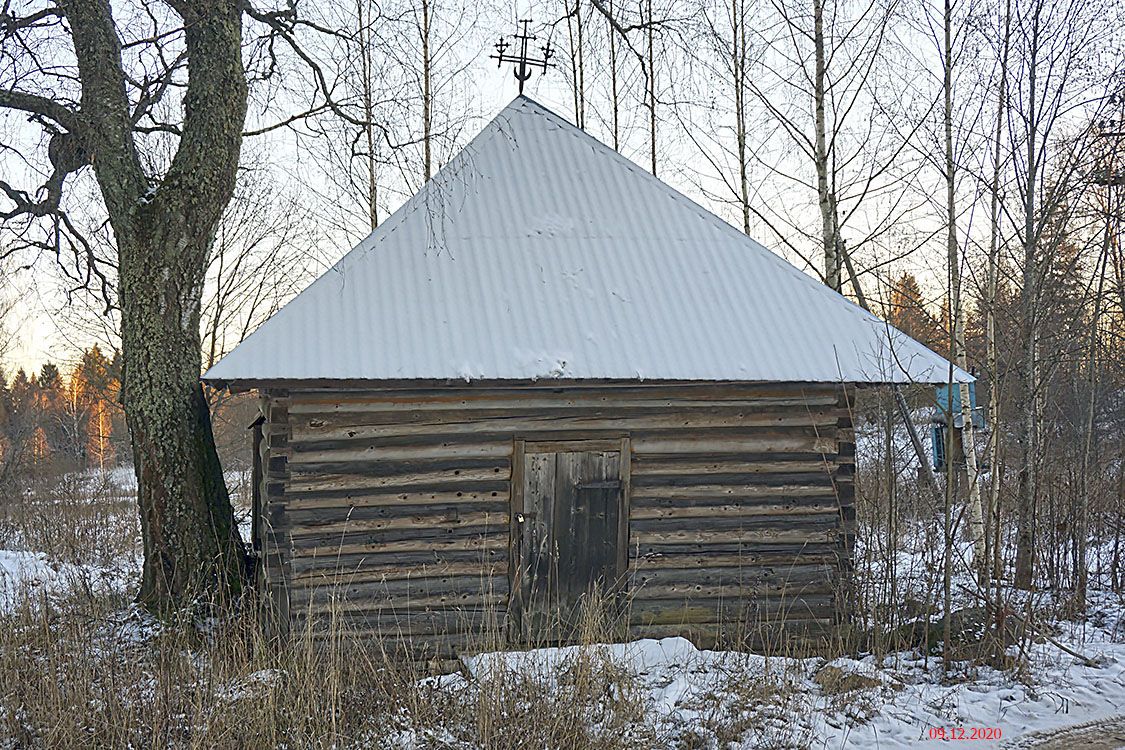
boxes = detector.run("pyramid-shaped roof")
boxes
[204,96,967,386]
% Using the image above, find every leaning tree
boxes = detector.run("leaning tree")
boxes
[0,0,382,612]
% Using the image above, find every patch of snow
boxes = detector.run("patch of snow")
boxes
[217,668,287,703]
[418,614,1125,750]
[0,548,137,613]
[515,349,572,380]
[456,362,485,382]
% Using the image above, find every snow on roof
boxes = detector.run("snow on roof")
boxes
[204,96,968,386]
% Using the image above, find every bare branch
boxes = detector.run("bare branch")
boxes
[0,88,81,132]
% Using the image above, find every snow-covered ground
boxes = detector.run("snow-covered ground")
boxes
[4,466,1125,748]
[0,547,139,613]
[379,606,1125,750]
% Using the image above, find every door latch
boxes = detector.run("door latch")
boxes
[575,480,622,490]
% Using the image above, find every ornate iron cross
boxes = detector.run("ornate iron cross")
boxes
[490,19,553,95]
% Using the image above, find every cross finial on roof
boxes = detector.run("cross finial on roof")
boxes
[490,19,553,95]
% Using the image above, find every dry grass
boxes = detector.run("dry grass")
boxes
[0,589,675,749]
[0,473,767,749]
[0,470,138,567]
[0,470,901,749]
[669,654,814,750]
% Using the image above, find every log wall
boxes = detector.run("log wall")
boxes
[254,382,855,654]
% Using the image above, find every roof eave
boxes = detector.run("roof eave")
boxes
[202,373,973,392]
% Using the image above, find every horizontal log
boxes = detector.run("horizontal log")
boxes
[630,493,842,512]
[283,489,508,509]
[632,436,837,455]
[634,580,837,602]
[287,465,508,494]
[292,608,504,637]
[631,541,841,558]
[292,411,842,446]
[294,590,507,615]
[284,479,510,500]
[629,551,840,568]
[292,561,506,585]
[287,510,508,538]
[288,396,844,419]
[628,564,833,589]
[286,502,508,529]
[631,484,836,501]
[632,458,832,477]
[631,529,836,548]
[286,435,840,466]
[291,403,845,440]
[289,523,508,550]
[632,514,838,534]
[631,471,833,488]
[287,455,506,476]
[629,503,840,522]
[290,443,512,464]
[287,385,842,412]
[289,574,508,603]
[290,548,507,577]
[289,425,835,462]
[626,594,837,624]
[283,470,841,505]
[628,580,835,602]
[289,534,508,557]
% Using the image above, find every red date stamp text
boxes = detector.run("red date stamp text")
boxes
[927,727,1003,741]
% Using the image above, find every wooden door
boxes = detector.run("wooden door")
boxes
[514,441,628,639]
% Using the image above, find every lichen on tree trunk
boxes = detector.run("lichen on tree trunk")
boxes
[50,0,252,611]
[120,231,247,609]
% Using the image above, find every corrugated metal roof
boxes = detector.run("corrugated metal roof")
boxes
[204,96,968,386]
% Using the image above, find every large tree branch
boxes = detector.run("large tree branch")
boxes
[58,0,146,219]
[0,88,81,132]
[152,0,247,236]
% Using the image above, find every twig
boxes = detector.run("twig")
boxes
[957,584,1098,667]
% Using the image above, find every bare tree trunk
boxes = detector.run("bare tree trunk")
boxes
[1078,234,1110,604]
[942,0,986,577]
[733,0,750,234]
[813,0,839,291]
[567,0,586,128]
[121,231,245,609]
[608,0,620,151]
[421,0,432,180]
[358,0,378,229]
[577,5,585,127]
[645,0,657,175]
[943,360,955,674]
[1014,8,1041,590]
[55,0,252,609]
[985,0,1010,582]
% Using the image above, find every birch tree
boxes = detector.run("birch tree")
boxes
[926,0,987,574]
[677,0,759,235]
[1004,0,1119,588]
[738,0,928,294]
[380,0,480,190]
[983,0,1012,581]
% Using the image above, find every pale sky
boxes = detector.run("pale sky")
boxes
[1,1,1007,377]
